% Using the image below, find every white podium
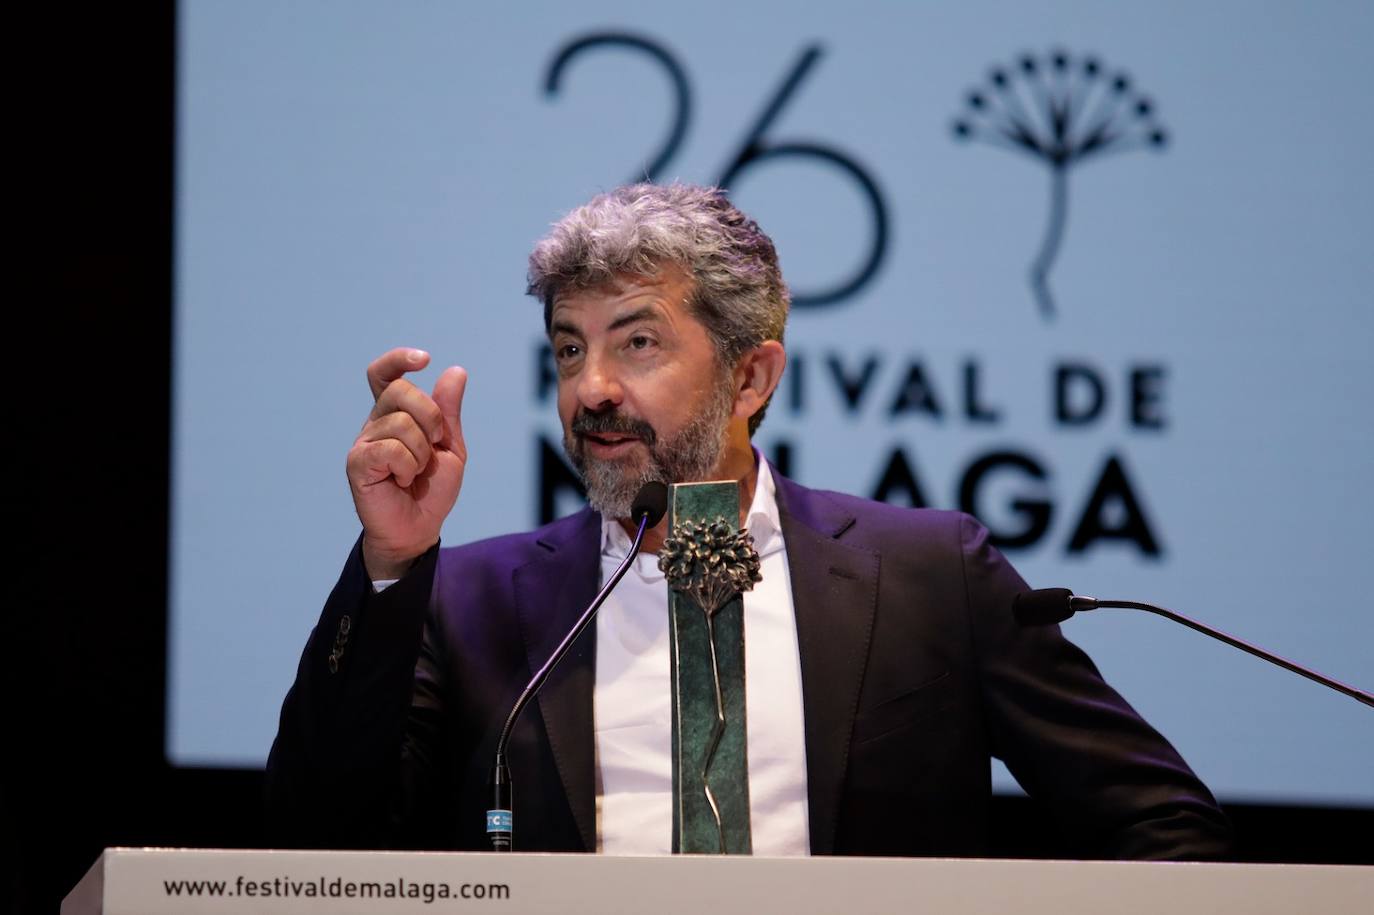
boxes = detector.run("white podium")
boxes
[64,848,1371,915]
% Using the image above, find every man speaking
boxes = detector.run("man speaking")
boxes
[267,183,1229,858]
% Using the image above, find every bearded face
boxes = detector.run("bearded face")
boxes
[563,369,735,519]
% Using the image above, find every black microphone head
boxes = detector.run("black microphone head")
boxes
[631,481,669,528]
[1014,588,1077,626]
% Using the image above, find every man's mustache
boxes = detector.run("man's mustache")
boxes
[571,409,658,446]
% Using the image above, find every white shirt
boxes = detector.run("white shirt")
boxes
[593,456,811,855]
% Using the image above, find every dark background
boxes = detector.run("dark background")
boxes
[15,4,1370,912]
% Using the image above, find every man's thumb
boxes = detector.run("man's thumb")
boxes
[432,366,468,445]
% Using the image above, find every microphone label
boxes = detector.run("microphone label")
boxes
[486,809,513,834]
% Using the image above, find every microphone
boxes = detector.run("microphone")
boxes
[630,483,669,528]
[1013,588,1374,708]
[487,481,669,851]
[1012,588,1098,625]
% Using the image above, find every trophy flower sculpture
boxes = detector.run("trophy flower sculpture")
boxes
[952,49,1169,319]
[660,517,763,616]
[659,516,762,849]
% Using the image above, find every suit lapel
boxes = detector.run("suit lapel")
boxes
[774,475,879,856]
[512,509,602,852]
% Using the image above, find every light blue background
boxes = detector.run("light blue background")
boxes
[172,1,1373,805]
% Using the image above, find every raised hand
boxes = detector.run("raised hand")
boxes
[346,348,468,580]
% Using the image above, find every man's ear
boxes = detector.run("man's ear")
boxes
[733,341,786,421]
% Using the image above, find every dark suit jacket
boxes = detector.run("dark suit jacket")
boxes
[267,474,1230,858]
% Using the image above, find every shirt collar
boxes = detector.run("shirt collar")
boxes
[744,450,784,559]
[601,448,784,577]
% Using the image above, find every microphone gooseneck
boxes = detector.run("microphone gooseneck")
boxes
[1013,588,1374,709]
[487,481,668,851]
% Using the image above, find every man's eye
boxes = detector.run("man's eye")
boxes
[556,344,581,360]
[628,335,654,350]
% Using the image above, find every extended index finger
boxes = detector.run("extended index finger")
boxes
[367,347,430,400]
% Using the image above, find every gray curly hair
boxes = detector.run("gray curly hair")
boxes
[527,183,789,435]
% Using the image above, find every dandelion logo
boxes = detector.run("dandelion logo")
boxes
[952,50,1169,319]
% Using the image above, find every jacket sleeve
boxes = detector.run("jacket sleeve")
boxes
[959,514,1232,860]
[265,537,447,849]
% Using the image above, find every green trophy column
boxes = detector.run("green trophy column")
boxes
[659,481,762,854]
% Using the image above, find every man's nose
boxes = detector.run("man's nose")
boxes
[577,351,623,410]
